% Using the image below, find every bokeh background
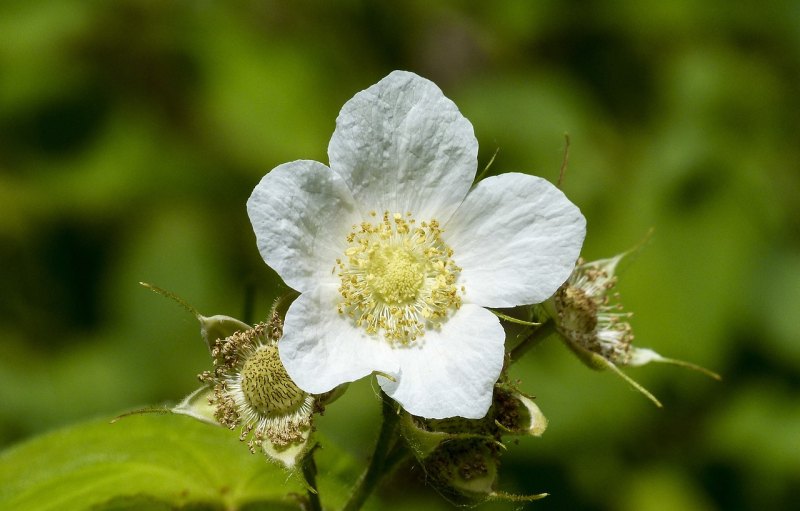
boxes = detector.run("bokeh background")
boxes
[2,1,799,510]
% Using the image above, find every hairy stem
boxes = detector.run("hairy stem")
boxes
[341,391,400,511]
[302,447,322,511]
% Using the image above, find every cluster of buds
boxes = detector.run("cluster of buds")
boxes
[400,384,548,503]
[141,242,720,507]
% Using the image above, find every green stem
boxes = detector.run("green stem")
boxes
[509,320,556,363]
[302,447,322,511]
[341,392,400,511]
[383,440,412,476]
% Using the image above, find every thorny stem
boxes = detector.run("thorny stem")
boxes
[509,320,557,363]
[341,391,401,511]
[302,447,322,511]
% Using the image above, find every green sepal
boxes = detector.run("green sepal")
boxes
[423,439,500,502]
[263,429,314,472]
[264,433,318,495]
[111,387,226,429]
[110,386,219,426]
[628,347,722,380]
[489,309,541,326]
[399,411,499,462]
[399,411,444,460]
[138,282,252,352]
[399,405,508,502]
[559,331,612,371]
[492,385,548,437]
[170,385,219,425]
[199,314,251,352]
[559,332,664,407]
[487,490,549,502]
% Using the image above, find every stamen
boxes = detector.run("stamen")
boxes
[554,256,634,364]
[337,211,462,344]
[198,320,314,450]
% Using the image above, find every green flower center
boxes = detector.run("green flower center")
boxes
[367,246,425,304]
[240,345,306,416]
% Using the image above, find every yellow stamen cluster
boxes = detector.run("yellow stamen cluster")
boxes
[337,210,462,344]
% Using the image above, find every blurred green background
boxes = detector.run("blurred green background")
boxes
[1,1,798,510]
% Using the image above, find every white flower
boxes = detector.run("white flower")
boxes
[247,71,585,419]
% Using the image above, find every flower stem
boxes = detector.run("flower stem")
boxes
[341,391,400,511]
[302,446,322,511]
[509,320,556,363]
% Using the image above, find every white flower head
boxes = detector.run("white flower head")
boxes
[247,71,586,419]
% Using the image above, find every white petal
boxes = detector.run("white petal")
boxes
[328,70,477,221]
[279,285,398,394]
[445,173,586,307]
[247,160,361,293]
[378,304,504,419]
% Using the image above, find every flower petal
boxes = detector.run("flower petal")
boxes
[328,70,477,222]
[247,160,361,293]
[445,173,586,307]
[378,304,504,419]
[279,285,398,394]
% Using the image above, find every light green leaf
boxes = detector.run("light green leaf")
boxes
[0,414,306,511]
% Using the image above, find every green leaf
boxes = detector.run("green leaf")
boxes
[0,414,306,511]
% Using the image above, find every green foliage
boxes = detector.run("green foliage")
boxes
[0,414,307,511]
[0,0,798,509]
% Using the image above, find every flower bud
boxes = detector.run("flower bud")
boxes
[198,314,251,353]
[425,440,499,500]
[398,385,548,502]
[493,388,548,437]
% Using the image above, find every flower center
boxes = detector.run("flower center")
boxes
[337,211,462,344]
[367,246,424,304]
[240,345,306,416]
[555,285,598,335]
